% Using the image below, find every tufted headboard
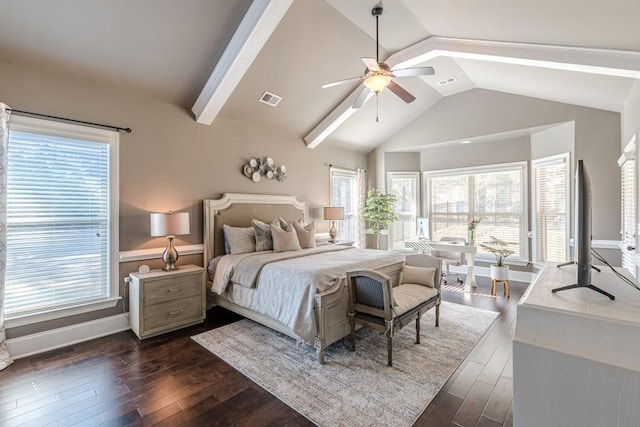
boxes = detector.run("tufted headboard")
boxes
[203,193,308,266]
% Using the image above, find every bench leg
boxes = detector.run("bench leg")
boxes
[416,314,421,345]
[435,303,440,327]
[349,317,356,352]
[387,335,393,367]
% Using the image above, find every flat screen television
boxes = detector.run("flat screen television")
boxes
[553,160,615,300]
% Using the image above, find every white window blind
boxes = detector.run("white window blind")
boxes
[621,154,636,275]
[330,168,359,243]
[387,172,419,249]
[426,163,526,259]
[5,120,117,319]
[532,154,569,263]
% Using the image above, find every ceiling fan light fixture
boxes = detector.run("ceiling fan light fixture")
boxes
[364,73,391,93]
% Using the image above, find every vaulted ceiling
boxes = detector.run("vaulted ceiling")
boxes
[0,0,639,153]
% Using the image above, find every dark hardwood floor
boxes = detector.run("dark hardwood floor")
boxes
[0,276,527,426]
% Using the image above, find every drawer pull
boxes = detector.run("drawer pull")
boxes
[167,286,184,293]
[168,309,184,316]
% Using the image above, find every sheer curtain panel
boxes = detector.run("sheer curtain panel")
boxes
[0,103,12,371]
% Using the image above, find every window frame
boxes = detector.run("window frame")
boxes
[619,135,636,277]
[423,161,528,265]
[329,166,360,245]
[5,115,120,328]
[386,171,420,249]
[531,153,571,266]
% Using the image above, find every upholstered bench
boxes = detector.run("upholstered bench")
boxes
[346,254,442,367]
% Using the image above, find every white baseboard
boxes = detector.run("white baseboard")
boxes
[6,313,130,359]
[449,265,535,283]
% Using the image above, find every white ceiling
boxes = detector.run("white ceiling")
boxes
[0,0,639,153]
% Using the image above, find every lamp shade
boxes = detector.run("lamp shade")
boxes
[150,212,190,237]
[323,206,344,221]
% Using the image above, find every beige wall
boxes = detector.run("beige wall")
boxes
[420,136,530,171]
[385,152,420,172]
[0,61,366,338]
[530,122,574,161]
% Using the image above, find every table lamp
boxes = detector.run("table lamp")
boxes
[323,206,344,243]
[150,211,190,271]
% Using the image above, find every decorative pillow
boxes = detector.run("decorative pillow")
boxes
[252,219,280,251]
[271,224,302,252]
[401,265,437,288]
[293,220,316,249]
[277,217,293,231]
[222,225,256,254]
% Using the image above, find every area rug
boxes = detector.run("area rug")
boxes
[192,301,499,427]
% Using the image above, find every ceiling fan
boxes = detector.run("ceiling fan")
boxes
[322,5,435,111]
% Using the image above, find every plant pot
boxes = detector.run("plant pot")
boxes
[490,264,509,281]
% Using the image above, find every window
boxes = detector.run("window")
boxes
[425,162,527,260]
[5,116,119,321]
[531,154,570,264]
[387,172,419,249]
[619,137,636,276]
[330,167,359,244]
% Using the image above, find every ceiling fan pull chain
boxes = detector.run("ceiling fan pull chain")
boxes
[376,94,379,122]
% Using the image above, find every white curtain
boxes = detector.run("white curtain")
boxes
[356,168,366,248]
[0,103,11,371]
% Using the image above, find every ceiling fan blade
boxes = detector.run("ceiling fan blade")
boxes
[392,66,435,77]
[387,81,416,103]
[352,86,371,109]
[362,57,380,71]
[322,76,365,89]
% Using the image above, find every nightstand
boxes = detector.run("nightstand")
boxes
[128,264,205,339]
[335,240,354,246]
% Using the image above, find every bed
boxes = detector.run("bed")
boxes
[203,193,405,363]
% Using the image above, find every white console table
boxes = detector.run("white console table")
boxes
[513,263,640,427]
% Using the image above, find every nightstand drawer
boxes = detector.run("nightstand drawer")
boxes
[144,295,203,330]
[144,274,202,306]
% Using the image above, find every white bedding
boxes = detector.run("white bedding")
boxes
[210,246,405,345]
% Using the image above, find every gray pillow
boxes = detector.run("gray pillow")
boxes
[222,225,256,254]
[252,219,280,251]
[271,224,302,252]
[293,220,316,249]
[277,217,292,231]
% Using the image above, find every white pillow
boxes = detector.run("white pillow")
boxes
[401,265,437,288]
[223,225,256,254]
[271,224,302,252]
[293,221,316,249]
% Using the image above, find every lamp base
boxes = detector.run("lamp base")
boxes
[161,236,180,271]
[329,221,338,243]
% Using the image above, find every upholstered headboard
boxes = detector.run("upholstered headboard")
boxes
[203,193,308,265]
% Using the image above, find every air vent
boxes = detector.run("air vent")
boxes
[437,77,457,86]
[258,91,282,107]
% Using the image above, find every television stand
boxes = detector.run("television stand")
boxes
[551,282,615,300]
[556,260,601,272]
[553,262,613,299]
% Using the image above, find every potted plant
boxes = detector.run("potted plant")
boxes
[480,236,517,280]
[363,189,397,249]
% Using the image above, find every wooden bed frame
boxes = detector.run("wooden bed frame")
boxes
[203,193,403,363]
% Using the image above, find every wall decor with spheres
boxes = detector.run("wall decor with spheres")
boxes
[243,157,287,182]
